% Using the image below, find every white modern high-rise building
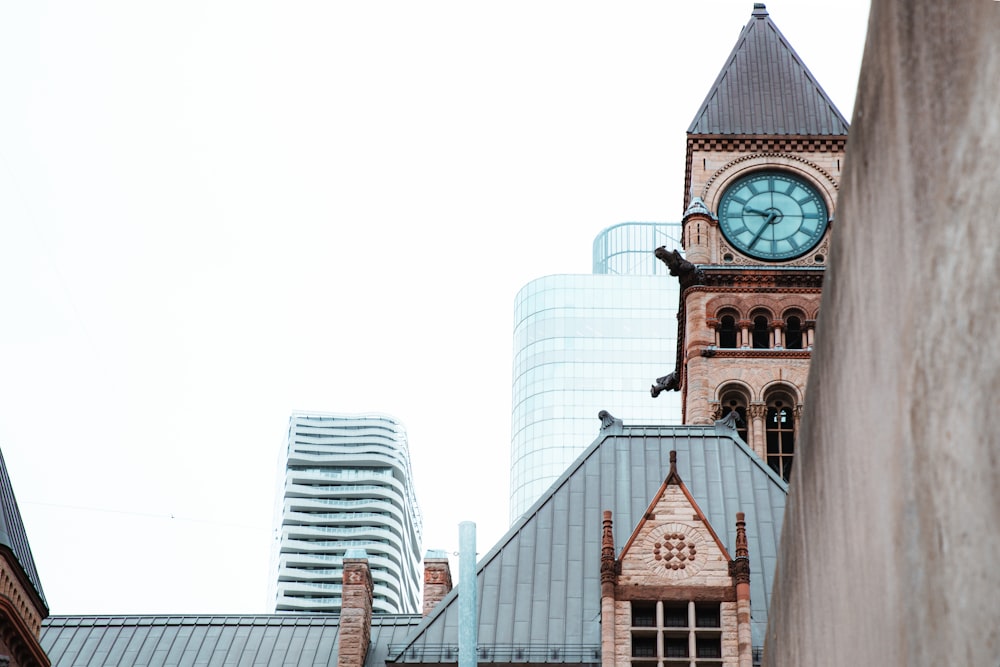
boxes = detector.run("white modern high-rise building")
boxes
[273,412,422,614]
[508,222,684,522]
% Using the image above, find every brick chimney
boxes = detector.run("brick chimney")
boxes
[422,549,453,616]
[338,549,373,667]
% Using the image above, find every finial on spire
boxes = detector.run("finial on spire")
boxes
[669,450,677,475]
[753,3,768,18]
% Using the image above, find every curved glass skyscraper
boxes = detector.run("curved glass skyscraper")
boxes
[509,223,684,522]
[274,412,422,614]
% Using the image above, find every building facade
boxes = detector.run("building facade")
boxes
[509,223,684,522]
[274,412,423,614]
[655,2,848,483]
[36,6,917,667]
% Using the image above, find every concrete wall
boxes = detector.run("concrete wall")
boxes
[763,2,1000,665]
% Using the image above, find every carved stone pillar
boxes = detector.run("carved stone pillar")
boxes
[729,513,752,667]
[772,321,784,348]
[600,511,618,667]
[706,317,720,347]
[805,319,817,348]
[738,320,752,348]
[748,403,767,459]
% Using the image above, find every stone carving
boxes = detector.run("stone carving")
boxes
[718,410,742,430]
[650,372,680,397]
[655,246,698,278]
[643,522,706,579]
[600,511,618,586]
[598,410,623,430]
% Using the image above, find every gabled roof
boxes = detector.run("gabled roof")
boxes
[390,421,788,659]
[0,447,47,608]
[41,615,422,667]
[687,3,849,136]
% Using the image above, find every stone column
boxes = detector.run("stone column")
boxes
[748,404,767,459]
[772,321,784,348]
[738,320,752,348]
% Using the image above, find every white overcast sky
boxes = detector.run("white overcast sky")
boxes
[0,1,870,615]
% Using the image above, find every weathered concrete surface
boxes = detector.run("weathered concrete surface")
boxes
[763,2,1000,665]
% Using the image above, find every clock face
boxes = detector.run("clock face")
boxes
[717,171,829,260]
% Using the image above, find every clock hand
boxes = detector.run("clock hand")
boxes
[743,206,771,217]
[748,212,777,248]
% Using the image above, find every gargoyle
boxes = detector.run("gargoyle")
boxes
[654,246,697,278]
[718,410,742,430]
[650,371,680,397]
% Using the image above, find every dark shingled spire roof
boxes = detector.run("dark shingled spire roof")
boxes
[688,3,849,136]
[0,447,47,608]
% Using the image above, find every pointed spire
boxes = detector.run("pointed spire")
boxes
[688,4,849,136]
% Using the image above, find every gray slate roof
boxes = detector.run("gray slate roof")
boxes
[0,447,47,608]
[390,421,788,659]
[687,3,849,136]
[41,615,422,667]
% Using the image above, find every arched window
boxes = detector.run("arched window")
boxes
[719,388,749,444]
[785,316,803,349]
[719,315,738,348]
[752,316,770,349]
[765,395,795,481]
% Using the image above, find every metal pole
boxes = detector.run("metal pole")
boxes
[458,521,477,667]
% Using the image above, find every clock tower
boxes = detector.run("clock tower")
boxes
[656,3,849,481]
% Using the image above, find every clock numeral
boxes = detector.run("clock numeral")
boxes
[727,224,748,236]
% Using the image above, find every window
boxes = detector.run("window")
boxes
[785,316,803,349]
[718,315,738,348]
[766,400,795,481]
[630,601,724,667]
[752,316,770,349]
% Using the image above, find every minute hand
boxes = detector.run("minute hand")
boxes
[748,212,776,248]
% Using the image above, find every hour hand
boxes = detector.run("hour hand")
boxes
[743,206,771,217]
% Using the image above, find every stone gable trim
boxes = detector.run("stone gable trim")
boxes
[618,453,733,566]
